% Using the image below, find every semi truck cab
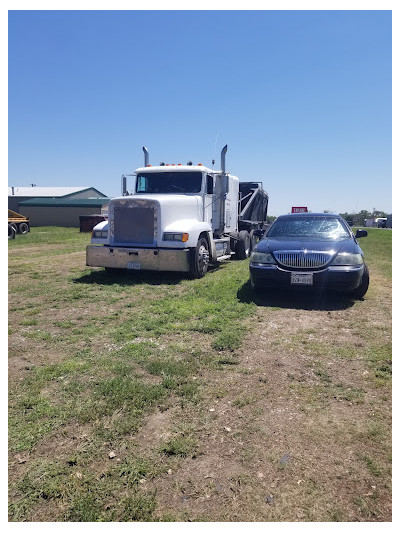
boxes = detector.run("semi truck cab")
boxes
[87,146,268,278]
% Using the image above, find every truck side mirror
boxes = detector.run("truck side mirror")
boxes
[355,229,368,238]
[252,229,264,238]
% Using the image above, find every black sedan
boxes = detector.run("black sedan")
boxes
[249,213,369,298]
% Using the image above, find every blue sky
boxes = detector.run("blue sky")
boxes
[8,9,392,216]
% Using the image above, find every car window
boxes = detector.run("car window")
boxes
[267,216,350,241]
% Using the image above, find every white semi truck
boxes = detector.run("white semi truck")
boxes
[86,146,268,278]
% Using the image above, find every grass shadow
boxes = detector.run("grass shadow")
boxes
[237,280,356,311]
[73,264,220,287]
[73,268,186,286]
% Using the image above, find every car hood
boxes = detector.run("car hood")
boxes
[256,237,358,255]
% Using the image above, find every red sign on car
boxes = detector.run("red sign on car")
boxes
[292,207,308,213]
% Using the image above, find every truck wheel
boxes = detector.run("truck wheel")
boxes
[189,237,210,278]
[229,230,239,254]
[249,229,258,252]
[236,230,250,260]
[352,264,369,300]
[18,222,29,234]
[8,224,16,239]
[10,223,17,234]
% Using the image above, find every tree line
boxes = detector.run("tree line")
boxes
[266,208,390,226]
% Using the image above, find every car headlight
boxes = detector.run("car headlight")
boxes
[250,251,277,264]
[163,232,189,242]
[92,230,108,238]
[331,253,363,265]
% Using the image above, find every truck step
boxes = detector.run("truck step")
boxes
[216,254,232,262]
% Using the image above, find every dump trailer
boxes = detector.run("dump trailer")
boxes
[86,145,269,278]
[8,209,30,239]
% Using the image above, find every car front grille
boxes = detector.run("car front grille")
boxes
[273,250,333,269]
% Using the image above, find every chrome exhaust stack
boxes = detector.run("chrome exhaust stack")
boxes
[143,146,149,167]
[221,144,227,174]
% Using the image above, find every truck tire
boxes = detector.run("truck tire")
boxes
[8,224,16,239]
[18,222,29,234]
[229,230,239,254]
[249,229,257,252]
[236,230,251,260]
[10,223,18,234]
[352,264,369,300]
[189,237,210,278]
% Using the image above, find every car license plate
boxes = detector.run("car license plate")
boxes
[291,273,313,285]
[127,261,141,270]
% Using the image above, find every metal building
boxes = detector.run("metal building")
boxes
[17,197,110,228]
[8,186,107,213]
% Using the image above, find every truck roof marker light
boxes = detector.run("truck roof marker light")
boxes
[198,163,202,166]
[178,164,182,166]
[147,165,152,167]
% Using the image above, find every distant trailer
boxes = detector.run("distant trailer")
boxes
[8,209,30,236]
[364,217,387,228]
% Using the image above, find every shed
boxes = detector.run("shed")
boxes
[8,186,107,213]
[18,197,110,228]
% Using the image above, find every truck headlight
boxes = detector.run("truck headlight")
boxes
[92,230,108,238]
[163,233,189,242]
[331,253,363,265]
[250,251,276,264]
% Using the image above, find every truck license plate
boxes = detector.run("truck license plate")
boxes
[291,273,313,285]
[127,262,141,270]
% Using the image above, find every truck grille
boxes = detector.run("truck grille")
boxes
[111,199,157,245]
[273,250,333,269]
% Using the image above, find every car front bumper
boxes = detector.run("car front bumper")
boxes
[249,263,365,291]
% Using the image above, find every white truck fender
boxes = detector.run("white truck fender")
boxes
[162,220,212,248]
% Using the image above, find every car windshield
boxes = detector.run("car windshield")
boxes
[267,216,351,241]
[136,171,202,194]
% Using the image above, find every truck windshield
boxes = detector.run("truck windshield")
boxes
[267,216,351,241]
[136,171,202,194]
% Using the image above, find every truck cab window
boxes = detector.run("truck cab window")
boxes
[137,175,147,192]
[206,174,214,195]
[136,172,202,194]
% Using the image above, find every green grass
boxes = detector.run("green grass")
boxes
[8,226,392,521]
[8,226,257,520]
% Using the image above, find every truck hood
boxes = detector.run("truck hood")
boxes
[111,194,201,208]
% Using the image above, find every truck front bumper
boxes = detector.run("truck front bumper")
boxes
[86,245,190,272]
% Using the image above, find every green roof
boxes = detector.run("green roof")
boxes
[18,197,110,207]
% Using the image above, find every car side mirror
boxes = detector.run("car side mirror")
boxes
[252,229,264,238]
[355,229,368,238]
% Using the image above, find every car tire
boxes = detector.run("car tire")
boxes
[189,237,210,278]
[236,230,250,260]
[352,264,369,299]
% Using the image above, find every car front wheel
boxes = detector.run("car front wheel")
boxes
[352,264,369,299]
